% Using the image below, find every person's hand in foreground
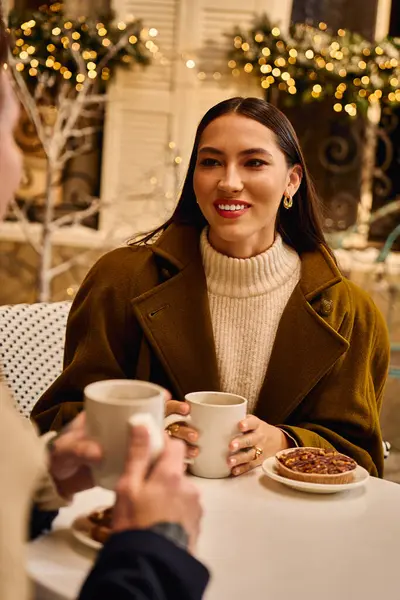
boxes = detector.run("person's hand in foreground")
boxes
[47,412,103,498]
[113,424,203,554]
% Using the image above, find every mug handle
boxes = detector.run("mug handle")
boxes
[129,413,164,461]
[164,413,194,465]
[164,413,191,429]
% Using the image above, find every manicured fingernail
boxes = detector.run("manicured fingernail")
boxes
[240,421,247,430]
[229,457,236,466]
[231,441,239,450]
[189,448,197,457]
[188,432,197,442]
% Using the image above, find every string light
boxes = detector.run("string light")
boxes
[8,4,153,92]
[11,5,400,116]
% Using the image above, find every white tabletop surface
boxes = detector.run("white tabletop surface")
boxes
[27,468,400,600]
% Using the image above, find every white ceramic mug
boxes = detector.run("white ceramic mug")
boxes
[85,379,165,490]
[184,391,248,479]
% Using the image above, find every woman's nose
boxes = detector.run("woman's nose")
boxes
[217,166,244,193]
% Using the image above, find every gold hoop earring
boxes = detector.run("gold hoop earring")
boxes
[283,194,293,209]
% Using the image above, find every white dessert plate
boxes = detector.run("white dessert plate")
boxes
[71,513,106,551]
[262,456,369,494]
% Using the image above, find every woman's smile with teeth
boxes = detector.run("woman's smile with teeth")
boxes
[217,204,248,211]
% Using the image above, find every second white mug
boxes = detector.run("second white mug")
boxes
[184,391,248,479]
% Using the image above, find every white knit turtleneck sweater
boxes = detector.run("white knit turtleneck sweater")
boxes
[200,228,301,414]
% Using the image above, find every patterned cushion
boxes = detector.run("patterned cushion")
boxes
[0,302,71,418]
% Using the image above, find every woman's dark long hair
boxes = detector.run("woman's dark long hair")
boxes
[132,96,333,258]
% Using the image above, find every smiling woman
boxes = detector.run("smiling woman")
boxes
[137,97,329,259]
[32,96,390,482]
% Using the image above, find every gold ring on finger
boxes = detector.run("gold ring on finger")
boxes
[254,446,263,460]
[167,423,181,436]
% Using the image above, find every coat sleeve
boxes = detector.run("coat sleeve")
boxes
[278,291,390,477]
[78,530,210,600]
[31,248,147,434]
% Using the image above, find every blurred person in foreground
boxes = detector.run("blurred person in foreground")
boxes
[0,14,208,600]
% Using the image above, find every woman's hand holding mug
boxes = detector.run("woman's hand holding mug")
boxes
[228,415,293,477]
[165,400,200,461]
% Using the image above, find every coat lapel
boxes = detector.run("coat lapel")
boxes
[255,247,349,425]
[131,225,350,421]
[131,225,219,398]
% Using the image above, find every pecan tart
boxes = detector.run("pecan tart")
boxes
[275,447,357,485]
[73,506,113,546]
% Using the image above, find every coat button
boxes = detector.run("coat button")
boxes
[161,267,171,281]
[320,298,333,316]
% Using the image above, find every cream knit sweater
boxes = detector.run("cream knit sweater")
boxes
[200,228,301,414]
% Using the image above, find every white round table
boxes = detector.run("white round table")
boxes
[27,469,400,600]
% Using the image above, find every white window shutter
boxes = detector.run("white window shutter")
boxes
[100,1,179,236]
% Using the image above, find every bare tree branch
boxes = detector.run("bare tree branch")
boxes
[68,125,103,138]
[368,198,400,224]
[97,23,138,73]
[48,247,103,279]
[10,200,42,255]
[8,53,50,155]
[50,199,104,230]
[58,135,94,166]
[66,31,87,76]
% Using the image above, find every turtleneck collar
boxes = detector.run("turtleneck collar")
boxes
[200,227,301,298]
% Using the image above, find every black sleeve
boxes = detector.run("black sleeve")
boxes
[29,505,59,540]
[78,530,210,600]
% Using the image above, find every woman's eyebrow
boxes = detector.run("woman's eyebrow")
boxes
[198,146,273,159]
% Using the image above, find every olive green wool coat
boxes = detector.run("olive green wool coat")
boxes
[32,224,390,476]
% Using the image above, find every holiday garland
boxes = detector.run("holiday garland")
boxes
[227,15,400,116]
[7,2,154,96]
